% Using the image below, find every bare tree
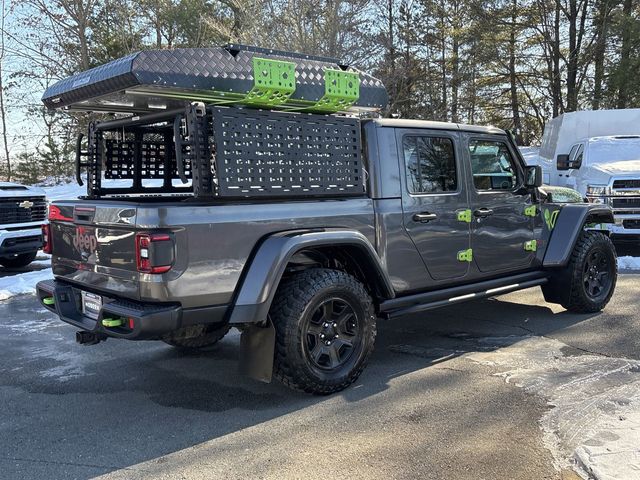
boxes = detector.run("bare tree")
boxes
[0,0,11,180]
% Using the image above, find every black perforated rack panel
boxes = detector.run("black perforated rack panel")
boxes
[210,107,364,197]
[82,105,364,199]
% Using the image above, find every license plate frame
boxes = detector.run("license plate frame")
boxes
[81,291,103,320]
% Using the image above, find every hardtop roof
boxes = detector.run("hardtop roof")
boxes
[370,118,506,135]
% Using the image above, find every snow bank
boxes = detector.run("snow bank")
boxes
[619,256,640,271]
[41,181,85,201]
[0,268,52,300]
[42,178,134,201]
[468,336,640,480]
[41,177,170,201]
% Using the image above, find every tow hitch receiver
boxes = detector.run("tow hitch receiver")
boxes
[76,331,106,345]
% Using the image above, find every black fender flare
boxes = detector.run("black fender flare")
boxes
[543,204,614,268]
[228,229,395,325]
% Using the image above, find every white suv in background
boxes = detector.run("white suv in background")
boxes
[0,182,47,268]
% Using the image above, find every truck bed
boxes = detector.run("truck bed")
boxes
[49,197,376,308]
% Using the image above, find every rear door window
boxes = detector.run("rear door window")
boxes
[402,136,457,194]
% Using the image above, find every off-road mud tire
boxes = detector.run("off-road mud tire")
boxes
[561,231,617,313]
[270,268,376,395]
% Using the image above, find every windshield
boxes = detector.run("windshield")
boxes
[588,138,640,164]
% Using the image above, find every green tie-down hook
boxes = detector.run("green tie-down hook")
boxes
[102,317,124,328]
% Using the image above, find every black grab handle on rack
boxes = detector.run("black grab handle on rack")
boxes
[174,115,188,184]
[75,133,86,186]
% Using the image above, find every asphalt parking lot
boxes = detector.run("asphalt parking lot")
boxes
[0,267,638,479]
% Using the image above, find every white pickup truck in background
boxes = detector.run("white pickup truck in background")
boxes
[528,109,640,238]
[0,182,47,267]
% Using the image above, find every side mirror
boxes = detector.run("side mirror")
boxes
[557,153,582,171]
[525,165,543,187]
[556,154,570,171]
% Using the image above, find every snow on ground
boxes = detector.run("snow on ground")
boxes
[41,177,134,201]
[40,177,173,201]
[619,256,640,271]
[468,336,640,480]
[41,180,85,201]
[0,268,52,300]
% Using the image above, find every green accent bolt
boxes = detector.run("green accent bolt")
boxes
[457,248,473,262]
[457,209,472,223]
[43,297,55,306]
[524,205,537,217]
[524,240,537,252]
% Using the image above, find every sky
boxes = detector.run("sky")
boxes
[2,1,65,158]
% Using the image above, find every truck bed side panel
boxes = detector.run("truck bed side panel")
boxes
[51,198,377,308]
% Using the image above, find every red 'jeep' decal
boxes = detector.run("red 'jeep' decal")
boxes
[72,226,97,255]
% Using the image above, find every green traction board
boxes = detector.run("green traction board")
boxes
[312,69,361,112]
[244,57,296,107]
[457,248,473,262]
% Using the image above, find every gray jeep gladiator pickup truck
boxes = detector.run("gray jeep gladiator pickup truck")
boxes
[37,46,617,394]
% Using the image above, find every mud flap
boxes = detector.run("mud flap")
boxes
[239,318,276,383]
[541,269,571,306]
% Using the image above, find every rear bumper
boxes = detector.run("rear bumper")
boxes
[36,278,228,340]
[0,225,42,256]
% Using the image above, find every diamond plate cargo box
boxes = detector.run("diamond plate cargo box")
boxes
[42,45,388,114]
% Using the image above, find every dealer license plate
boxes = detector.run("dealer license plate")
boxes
[81,291,102,320]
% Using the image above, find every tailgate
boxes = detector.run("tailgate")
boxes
[49,201,140,300]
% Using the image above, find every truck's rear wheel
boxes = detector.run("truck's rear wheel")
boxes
[270,268,376,395]
[162,323,230,349]
[0,250,38,268]
[561,231,617,313]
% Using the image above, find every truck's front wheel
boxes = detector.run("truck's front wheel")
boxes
[270,268,376,395]
[561,231,617,313]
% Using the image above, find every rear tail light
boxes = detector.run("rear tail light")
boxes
[135,233,173,274]
[48,204,73,222]
[42,224,52,254]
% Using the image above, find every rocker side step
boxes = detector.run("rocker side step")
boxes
[379,271,549,319]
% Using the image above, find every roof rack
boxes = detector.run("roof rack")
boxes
[42,46,388,115]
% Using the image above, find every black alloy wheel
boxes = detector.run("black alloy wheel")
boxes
[583,249,614,301]
[302,297,362,371]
